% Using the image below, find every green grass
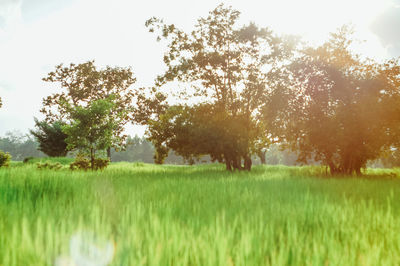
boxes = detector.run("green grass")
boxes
[1,163,400,265]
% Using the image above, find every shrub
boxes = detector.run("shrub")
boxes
[70,154,110,171]
[0,150,11,168]
[70,154,91,171]
[36,161,63,170]
[93,158,109,171]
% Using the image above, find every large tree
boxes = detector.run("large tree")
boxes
[30,118,68,157]
[41,61,136,159]
[263,26,400,175]
[143,4,295,170]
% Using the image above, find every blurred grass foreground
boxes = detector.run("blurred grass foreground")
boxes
[1,161,400,265]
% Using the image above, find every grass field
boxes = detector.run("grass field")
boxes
[1,162,400,265]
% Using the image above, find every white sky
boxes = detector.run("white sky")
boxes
[0,0,399,136]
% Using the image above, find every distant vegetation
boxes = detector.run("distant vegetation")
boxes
[0,132,191,165]
[0,131,44,161]
[0,131,302,166]
[1,5,400,174]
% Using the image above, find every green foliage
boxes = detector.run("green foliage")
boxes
[41,61,136,153]
[69,154,109,171]
[263,26,400,175]
[69,154,91,171]
[30,118,68,157]
[147,104,259,169]
[63,98,119,170]
[23,157,74,165]
[0,150,11,167]
[92,158,109,171]
[144,5,296,171]
[36,161,63,170]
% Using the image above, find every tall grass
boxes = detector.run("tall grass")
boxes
[0,163,400,265]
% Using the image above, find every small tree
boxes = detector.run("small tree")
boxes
[62,98,120,170]
[30,118,68,157]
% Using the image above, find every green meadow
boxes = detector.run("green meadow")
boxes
[1,162,400,265]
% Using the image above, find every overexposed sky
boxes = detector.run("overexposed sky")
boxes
[0,0,399,136]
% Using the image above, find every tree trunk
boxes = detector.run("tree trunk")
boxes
[355,166,361,176]
[232,155,241,170]
[258,150,266,164]
[90,148,95,171]
[244,155,252,171]
[354,159,363,176]
[224,153,232,171]
[328,161,337,175]
[107,147,111,162]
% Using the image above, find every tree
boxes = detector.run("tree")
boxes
[0,97,2,108]
[381,58,400,160]
[41,61,136,160]
[143,4,295,170]
[30,118,68,157]
[263,26,399,175]
[62,98,120,170]
[144,103,260,169]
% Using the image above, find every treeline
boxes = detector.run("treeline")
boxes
[0,132,187,164]
[2,5,400,174]
[2,131,400,168]
[0,132,44,161]
[0,131,306,165]
[138,6,400,174]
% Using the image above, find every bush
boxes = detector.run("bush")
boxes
[0,150,11,167]
[93,158,109,171]
[70,154,91,171]
[36,161,63,170]
[70,154,110,171]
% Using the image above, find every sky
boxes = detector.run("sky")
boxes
[0,0,399,137]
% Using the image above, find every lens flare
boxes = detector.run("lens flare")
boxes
[55,231,115,266]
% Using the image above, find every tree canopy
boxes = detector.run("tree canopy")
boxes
[263,26,400,175]
[143,4,296,170]
[62,97,121,169]
[30,118,68,157]
[41,61,136,156]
